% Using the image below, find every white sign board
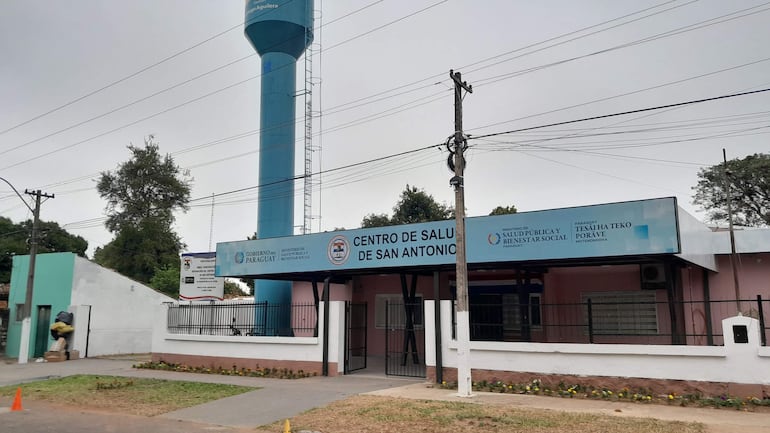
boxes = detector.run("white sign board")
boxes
[180,252,224,301]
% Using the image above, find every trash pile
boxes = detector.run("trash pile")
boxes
[44,311,77,362]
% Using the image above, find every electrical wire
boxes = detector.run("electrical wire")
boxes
[468,87,770,141]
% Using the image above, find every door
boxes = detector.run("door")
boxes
[344,302,367,373]
[34,305,52,358]
[385,300,426,377]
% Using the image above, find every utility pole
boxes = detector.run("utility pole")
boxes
[17,189,54,364]
[722,149,741,311]
[449,69,472,397]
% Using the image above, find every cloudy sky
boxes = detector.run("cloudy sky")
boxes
[1,0,769,257]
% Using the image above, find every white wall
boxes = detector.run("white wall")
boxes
[427,300,770,385]
[151,301,346,372]
[70,257,175,357]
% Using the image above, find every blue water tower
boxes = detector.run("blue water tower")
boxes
[245,0,313,335]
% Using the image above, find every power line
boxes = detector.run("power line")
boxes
[0,0,691,159]
[0,5,257,137]
[0,0,709,175]
[468,87,770,141]
[0,1,386,154]
[57,85,770,230]
[59,142,443,230]
[471,2,770,88]
[0,1,453,168]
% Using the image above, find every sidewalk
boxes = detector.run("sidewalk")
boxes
[0,356,416,427]
[2,357,770,432]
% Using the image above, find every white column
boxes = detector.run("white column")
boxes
[18,317,31,364]
[455,310,473,397]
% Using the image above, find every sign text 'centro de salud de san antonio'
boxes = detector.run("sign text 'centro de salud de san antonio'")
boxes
[216,197,680,277]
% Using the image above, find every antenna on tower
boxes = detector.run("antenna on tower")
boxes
[302,6,323,235]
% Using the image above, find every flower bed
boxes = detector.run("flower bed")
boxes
[438,378,770,410]
[134,361,316,379]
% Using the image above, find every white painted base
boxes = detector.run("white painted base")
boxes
[18,317,31,364]
[455,310,473,397]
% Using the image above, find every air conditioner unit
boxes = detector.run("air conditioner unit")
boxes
[640,263,666,289]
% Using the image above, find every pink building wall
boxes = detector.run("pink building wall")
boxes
[287,253,768,350]
[290,281,351,337]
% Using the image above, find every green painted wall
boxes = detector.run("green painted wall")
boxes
[5,252,74,359]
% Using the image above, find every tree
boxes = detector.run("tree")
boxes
[0,216,88,283]
[489,205,518,216]
[361,213,391,228]
[95,136,192,283]
[392,185,452,225]
[361,185,452,228]
[224,280,249,298]
[149,265,180,298]
[693,153,770,227]
[238,233,258,291]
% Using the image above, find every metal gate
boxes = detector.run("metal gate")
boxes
[385,300,426,377]
[344,302,367,374]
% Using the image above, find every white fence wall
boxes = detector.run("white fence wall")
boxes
[426,300,770,385]
[69,257,175,357]
[150,302,346,374]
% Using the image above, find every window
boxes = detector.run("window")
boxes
[501,293,542,330]
[375,294,423,329]
[15,304,25,322]
[581,291,658,335]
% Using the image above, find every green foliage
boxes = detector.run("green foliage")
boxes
[97,136,192,233]
[95,220,184,284]
[489,205,518,216]
[361,213,392,228]
[392,185,452,224]
[238,233,257,290]
[149,264,181,298]
[693,153,770,227]
[224,279,248,297]
[135,361,316,379]
[0,216,88,283]
[361,185,452,228]
[95,136,191,284]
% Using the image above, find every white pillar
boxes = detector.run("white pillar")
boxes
[455,310,473,397]
[18,317,31,364]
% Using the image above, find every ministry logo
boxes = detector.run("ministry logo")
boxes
[234,251,245,264]
[327,235,350,265]
[487,233,501,245]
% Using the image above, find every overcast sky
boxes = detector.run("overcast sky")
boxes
[1,0,769,257]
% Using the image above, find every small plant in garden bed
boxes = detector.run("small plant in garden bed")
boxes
[134,361,317,379]
[96,378,135,390]
[437,379,770,410]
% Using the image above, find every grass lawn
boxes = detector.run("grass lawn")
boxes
[263,395,706,433]
[1,376,706,432]
[0,375,256,416]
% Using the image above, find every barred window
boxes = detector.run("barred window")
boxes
[582,291,658,335]
[502,293,542,330]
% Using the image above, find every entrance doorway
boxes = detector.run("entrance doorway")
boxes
[34,305,51,358]
[344,302,367,373]
[384,300,426,377]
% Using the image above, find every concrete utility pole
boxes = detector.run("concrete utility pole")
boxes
[18,189,54,364]
[449,69,473,397]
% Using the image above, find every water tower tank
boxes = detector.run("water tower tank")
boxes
[245,0,313,334]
